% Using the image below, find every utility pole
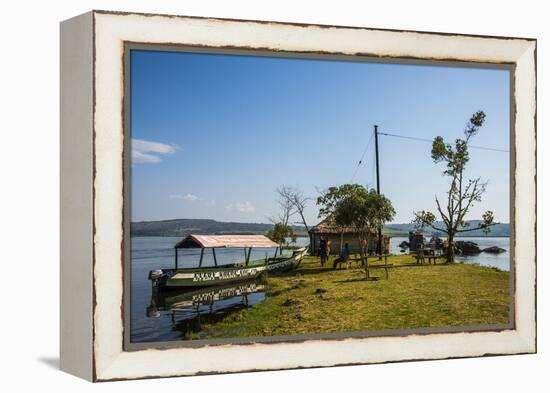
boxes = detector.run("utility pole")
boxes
[374,125,382,259]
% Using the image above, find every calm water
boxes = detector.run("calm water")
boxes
[390,236,510,271]
[130,237,294,342]
[131,235,509,342]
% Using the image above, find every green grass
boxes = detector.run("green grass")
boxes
[199,254,510,339]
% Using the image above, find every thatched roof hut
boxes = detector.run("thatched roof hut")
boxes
[309,217,390,255]
[309,217,359,236]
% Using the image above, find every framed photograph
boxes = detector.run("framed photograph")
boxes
[60,10,537,381]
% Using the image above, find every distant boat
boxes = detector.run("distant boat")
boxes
[149,234,307,291]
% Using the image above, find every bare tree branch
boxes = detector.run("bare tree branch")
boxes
[435,196,451,227]
[274,186,297,226]
[456,222,497,233]
[275,185,310,232]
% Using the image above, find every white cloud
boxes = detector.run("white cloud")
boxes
[132,138,178,164]
[226,201,256,213]
[169,193,199,202]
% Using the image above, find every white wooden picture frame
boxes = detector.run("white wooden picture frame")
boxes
[60,10,536,381]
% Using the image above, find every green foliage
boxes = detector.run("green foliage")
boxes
[317,184,395,231]
[430,111,485,177]
[332,187,395,232]
[317,184,395,256]
[267,222,297,247]
[465,110,486,137]
[481,211,495,234]
[414,110,496,262]
[316,184,365,218]
[412,210,437,229]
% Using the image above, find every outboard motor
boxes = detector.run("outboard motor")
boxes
[149,269,164,293]
[146,303,160,318]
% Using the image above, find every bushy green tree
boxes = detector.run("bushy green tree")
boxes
[317,184,395,259]
[267,222,297,249]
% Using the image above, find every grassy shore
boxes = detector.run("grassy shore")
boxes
[199,254,510,339]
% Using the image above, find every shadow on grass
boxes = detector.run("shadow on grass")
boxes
[395,262,451,268]
[275,267,336,277]
[333,276,382,283]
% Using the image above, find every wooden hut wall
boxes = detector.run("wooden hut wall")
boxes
[310,232,390,255]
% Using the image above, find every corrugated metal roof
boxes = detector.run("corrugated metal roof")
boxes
[175,234,279,249]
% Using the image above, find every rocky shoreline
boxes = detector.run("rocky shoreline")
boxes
[398,232,507,256]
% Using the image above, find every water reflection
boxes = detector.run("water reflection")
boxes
[147,281,266,340]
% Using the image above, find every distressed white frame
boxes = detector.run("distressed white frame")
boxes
[60,10,536,381]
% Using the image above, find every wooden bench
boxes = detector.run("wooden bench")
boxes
[333,254,391,270]
[333,256,363,269]
[414,249,444,265]
[368,254,390,265]
[331,253,395,280]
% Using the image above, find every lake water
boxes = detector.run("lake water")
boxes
[131,235,510,342]
[130,237,292,342]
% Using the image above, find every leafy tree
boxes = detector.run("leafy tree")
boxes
[413,111,495,262]
[317,184,395,262]
[267,222,297,249]
[316,184,366,218]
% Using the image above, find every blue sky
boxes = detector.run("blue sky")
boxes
[130,50,510,225]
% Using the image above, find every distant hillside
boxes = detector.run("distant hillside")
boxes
[382,227,409,237]
[386,220,510,237]
[131,218,307,237]
[132,218,509,238]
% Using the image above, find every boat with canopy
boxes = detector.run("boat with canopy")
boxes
[149,234,307,290]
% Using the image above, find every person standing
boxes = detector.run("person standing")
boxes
[319,237,328,266]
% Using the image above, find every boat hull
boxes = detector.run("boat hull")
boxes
[151,248,307,290]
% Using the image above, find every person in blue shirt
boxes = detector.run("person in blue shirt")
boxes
[333,243,350,269]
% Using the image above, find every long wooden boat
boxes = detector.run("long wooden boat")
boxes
[149,234,307,291]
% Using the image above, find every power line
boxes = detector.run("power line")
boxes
[349,128,508,187]
[350,132,375,183]
[378,131,509,153]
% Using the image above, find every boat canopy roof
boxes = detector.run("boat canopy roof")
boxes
[174,234,279,249]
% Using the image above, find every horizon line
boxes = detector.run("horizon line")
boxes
[131,217,510,226]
